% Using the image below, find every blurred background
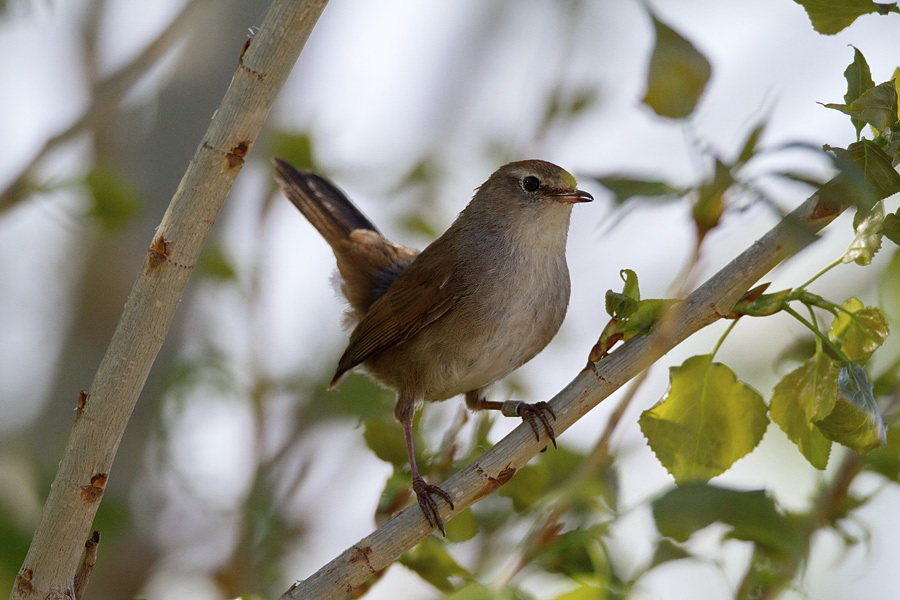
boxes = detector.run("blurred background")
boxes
[1,1,898,599]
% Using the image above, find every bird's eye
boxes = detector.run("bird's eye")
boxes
[522,175,541,192]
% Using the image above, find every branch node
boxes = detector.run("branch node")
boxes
[15,568,35,595]
[73,531,100,600]
[809,196,841,222]
[496,465,516,485]
[237,58,264,81]
[349,544,376,574]
[584,360,610,383]
[226,140,252,169]
[472,464,516,502]
[74,390,89,422]
[80,473,108,503]
[148,236,171,269]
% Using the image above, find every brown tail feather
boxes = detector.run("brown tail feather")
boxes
[273,157,419,317]
[273,157,378,246]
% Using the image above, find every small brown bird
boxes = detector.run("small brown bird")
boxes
[274,158,592,533]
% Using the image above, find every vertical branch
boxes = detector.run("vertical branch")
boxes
[9,2,329,599]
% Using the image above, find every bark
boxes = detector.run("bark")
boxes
[9,2,329,599]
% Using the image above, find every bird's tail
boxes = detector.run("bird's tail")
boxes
[273,157,379,246]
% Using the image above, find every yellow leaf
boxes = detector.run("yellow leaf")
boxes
[640,355,767,483]
[770,352,836,469]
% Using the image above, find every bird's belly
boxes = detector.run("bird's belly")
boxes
[375,276,569,402]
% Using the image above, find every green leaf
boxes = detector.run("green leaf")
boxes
[445,507,478,543]
[605,269,641,318]
[605,292,638,320]
[363,418,408,467]
[842,201,884,265]
[647,538,692,570]
[814,362,887,452]
[374,468,428,526]
[828,298,890,363]
[399,536,469,592]
[595,271,680,359]
[543,446,615,515]
[621,299,674,337]
[820,140,900,215]
[642,15,711,119]
[445,583,528,600]
[499,462,549,512]
[84,165,141,231]
[652,483,802,554]
[865,425,900,481]
[639,355,768,483]
[737,121,767,166]
[880,250,900,323]
[499,446,592,513]
[270,131,316,171]
[843,46,876,138]
[311,373,393,421]
[500,454,615,523]
[882,210,900,245]
[196,244,237,281]
[792,0,897,35]
[853,80,898,133]
[826,80,899,134]
[555,585,610,600]
[591,175,681,205]
[619,268,641,302]
[693,159,733,236]
[532,527,608,578]
[873,360,900,400]
[770,352,836,469]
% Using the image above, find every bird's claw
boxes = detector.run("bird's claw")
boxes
[516,401,557,448]
[412,475,454,535]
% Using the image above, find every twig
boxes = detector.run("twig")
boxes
[9,2,329,599]
[72,532,100,600]
[0,0,208,214]
[283,191,845,600]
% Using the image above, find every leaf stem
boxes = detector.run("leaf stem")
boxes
[780,303,849,362]
[796,258,841,291]
[710,319,739,359]
[789,289,838,314]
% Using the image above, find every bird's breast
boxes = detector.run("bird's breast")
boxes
[416,245,571,400]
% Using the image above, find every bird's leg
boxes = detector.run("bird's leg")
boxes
[402,416,454,535]
[465,391,557,448]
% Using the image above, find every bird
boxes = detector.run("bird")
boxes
[273,157,592,533]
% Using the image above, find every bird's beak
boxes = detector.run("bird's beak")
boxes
[543,189,594,204]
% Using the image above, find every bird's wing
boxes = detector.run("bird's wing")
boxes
[330,258,461,385]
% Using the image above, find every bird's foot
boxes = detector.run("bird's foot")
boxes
[502,400,557,448]
[412,475,454,535]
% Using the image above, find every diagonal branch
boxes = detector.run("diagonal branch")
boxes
[9,2,329,599]
[284,191,846,600]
